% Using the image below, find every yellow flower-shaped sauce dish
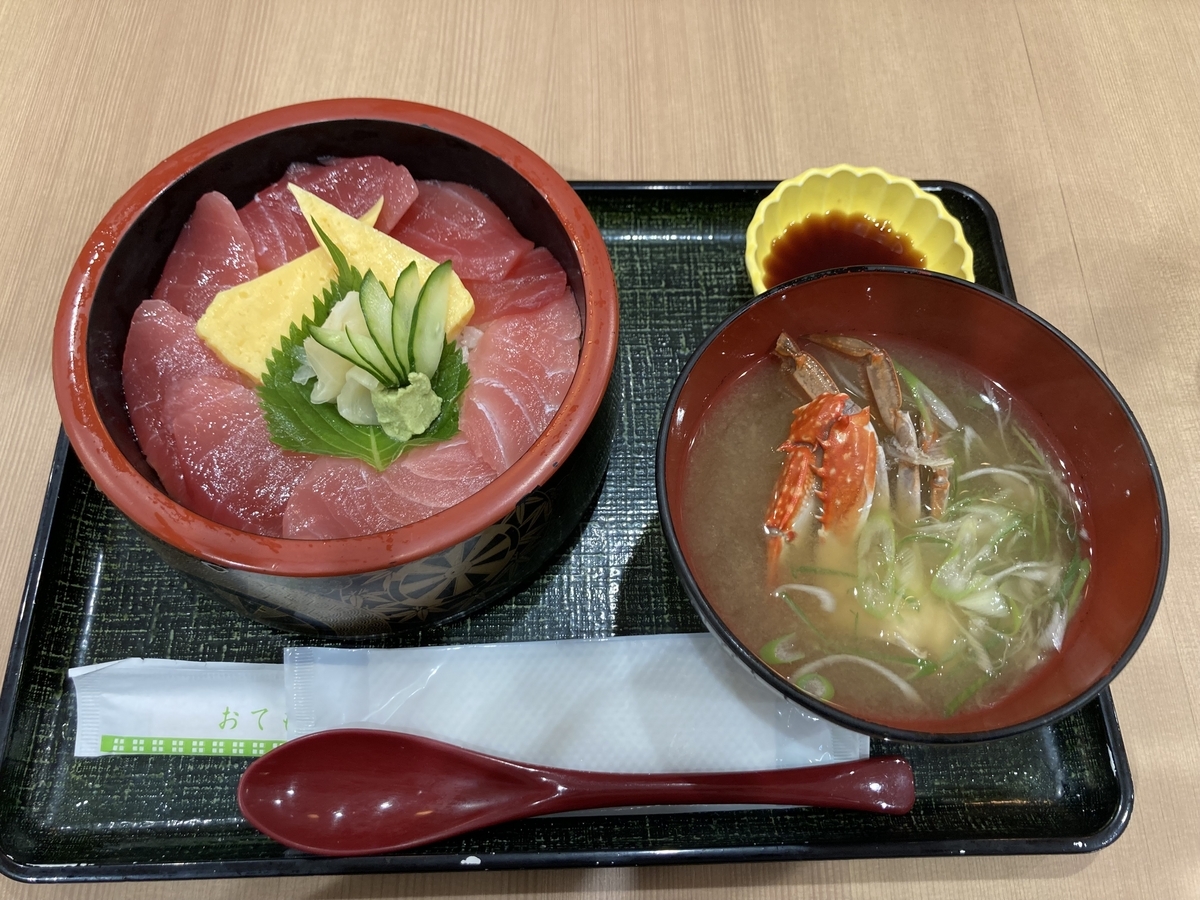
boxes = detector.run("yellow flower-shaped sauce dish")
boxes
[745,164,975,295]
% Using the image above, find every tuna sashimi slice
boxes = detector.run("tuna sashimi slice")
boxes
[459,289,582,473]
[463,247,568,325]
[476,287,581,349]
[459,379,543,474]
[467,324,561,429]
[283,437,499,539]
[151,192,259,319]
[283,457,428,540]
[382,436,498,510]
[390,180,534,281]
[122,300,240,499]
[287,157,419,234]
[164,376,314,536]
[472,288,582,407]
[238,157,419,272]
[480,358,563,428]
[236,187,310,273]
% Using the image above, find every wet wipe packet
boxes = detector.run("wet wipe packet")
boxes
[285,633,869,772]
[68,658,287,757]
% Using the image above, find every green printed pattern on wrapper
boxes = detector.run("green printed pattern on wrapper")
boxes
[100,735,284,756]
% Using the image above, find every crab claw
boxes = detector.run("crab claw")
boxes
[815,406,878,544]
[765,390,880,587]
[765,393,846,540]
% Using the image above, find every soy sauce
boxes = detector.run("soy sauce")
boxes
[762,211,926,288]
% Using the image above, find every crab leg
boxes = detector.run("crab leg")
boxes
[806,334,924,524]
[889,410,923,525]
[774,332,839,399]
[920,417,951,519]
[807,336,903,423]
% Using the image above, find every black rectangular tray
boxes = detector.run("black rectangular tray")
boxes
[0,182,1132,882]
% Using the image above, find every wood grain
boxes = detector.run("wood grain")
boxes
[0,0,1196,896]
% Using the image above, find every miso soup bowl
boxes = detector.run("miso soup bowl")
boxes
[53,99,619,636]
[657,267,1166,742]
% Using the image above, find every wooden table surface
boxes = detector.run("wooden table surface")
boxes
[1,0,1197,897]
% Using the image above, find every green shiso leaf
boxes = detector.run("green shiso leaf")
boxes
[256,223,470,472]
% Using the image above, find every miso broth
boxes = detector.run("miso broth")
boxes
[681,337,1091,723]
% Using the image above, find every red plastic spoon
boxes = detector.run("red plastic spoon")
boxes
[237,729,915,856]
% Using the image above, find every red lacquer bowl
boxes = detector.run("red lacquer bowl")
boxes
[657,267,1166,742]
[53,99,619,635]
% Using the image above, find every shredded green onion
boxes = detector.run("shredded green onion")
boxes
[793,672,835,700]
[944,672,992,716]
[788,565,857,579]
[761,633,806,664]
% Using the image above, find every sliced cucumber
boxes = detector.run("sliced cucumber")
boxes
[311,260,452,392]
[411,260,452,378]
[309,325,376,376]
[344,328,395,385]
[391,262,421,376]
[358,272,402,379]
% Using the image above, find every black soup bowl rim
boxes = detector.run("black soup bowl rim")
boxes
[654,264,1168,744]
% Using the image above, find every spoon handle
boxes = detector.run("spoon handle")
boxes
[546,756,915,815]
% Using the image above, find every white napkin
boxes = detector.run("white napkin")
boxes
[285,633,869,772]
